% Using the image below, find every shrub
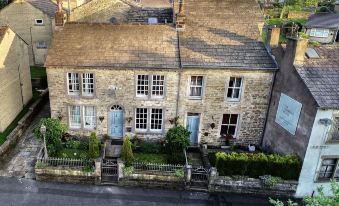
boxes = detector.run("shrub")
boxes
[165,125,190,164]
[65,140,81,149]
[121,136,134,166]
[140,142,161,154]
[214,152,302,180]
[33,118,67,157]
[88,132,100,159]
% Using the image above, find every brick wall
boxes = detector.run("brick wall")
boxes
[0,28,32,132]
[0,1,54,65]
[47,66,273,145]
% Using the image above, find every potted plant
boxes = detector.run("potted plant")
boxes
[221,133,234,149]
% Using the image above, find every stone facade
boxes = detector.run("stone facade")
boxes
[47,66,273,145]
[0,0,54,65]
[70,0,172,24]
[0,27,32,132]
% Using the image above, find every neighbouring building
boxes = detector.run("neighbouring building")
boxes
[0,0,65,65]
[304,13,339,44]
[70,0,173,24]
[263,27,339,196]
[45,0,277,146]
[0,26,32,132]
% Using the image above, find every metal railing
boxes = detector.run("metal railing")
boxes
[131,162,184,175]
[36,148,94,169]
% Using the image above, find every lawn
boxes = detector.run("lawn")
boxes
[30,66,46,78]
[133,152,168,164]
[0,90,41,145]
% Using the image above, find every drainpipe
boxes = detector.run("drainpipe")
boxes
[17,64,25,109]
[175,30,182,117]
[30,27,36,65]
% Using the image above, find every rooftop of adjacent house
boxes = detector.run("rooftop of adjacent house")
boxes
[0,26,8,43]
[178,0,276,69]
[296,45,339,109]
[26,0,59,17]
[138,0,172,8]
[45,23,180,69]
[305,13,339,29]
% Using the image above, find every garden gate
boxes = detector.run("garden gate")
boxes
[101,158,118,183]
[191,166,209,189]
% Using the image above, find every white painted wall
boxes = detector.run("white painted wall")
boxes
[296,109,339,197]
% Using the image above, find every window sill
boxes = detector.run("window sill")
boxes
[135,131,163,135]
[188,97,203,100]
[226,99,241,103]
[325,140,339,145]
[36,47,47,49]
[34,24,45,26]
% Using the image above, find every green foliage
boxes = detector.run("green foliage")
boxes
[57,148,88,159]
[298,31,309,38]
[35,161,49,169]
[121,136,134,166]
[214,152,302,180]
[309,41,321,47]
[123,166,134,176]
[133,153,168,164]
[33,118,67,156]
[82,165,94,173]
[78,139,89,150]
[305,0,318,7]
[65,140,81,149]
[30,66,46,78]
[260,175,283,188]
[140,142,162,154]
[270,180,339,206]
[0,0,8,9]
[88,132,100,159]
[175,169,185,178]
[165,125,190,164]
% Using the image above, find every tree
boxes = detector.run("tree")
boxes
[33,118,67,156]
[305,0,318,7]
[0,0,8,9]
[88,132,100,159]
[165,125,190,164]
[121,136,134,166]
[270,179,339,206]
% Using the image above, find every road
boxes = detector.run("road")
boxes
[0,177,276,206]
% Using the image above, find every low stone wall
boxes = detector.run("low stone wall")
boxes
[0,91,49,157]
[35,167,96,184]
[119,173,185,190]
[288,11,312,19]
[209,176,297,197]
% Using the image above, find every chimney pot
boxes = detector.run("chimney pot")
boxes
[292,37,309,66]
[176,0,185,31]
[267,26,280,48]
[55,0,65,27]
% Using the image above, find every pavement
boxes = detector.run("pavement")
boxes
[0,176,274,206]
[0,103,50,179]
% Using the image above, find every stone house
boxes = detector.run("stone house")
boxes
[45,0,277,146]
[0,0,64,65]
[263,28,339,196]
[0,26,32,132]
[304,13,339,44]
[70,0,173,24]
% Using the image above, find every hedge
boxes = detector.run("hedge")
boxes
[215,152,302,180]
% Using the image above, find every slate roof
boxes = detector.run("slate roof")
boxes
[296,46,339,109]
[178,0,276,69]
[0,26,8,43]
[45,23,180,69]
[26,0,59,17]
[305,13,339,29]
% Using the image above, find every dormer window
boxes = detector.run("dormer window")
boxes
[310,28,329,38]
[35,19,44,25]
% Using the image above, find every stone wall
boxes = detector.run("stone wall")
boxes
[35,167,96,184]
[287,11,312,19]
[209,176,297,197]
[0,91,48,157]
[0,28,32,132]
[127,8,173,24]
[47,66,274,145]
[0,0,54,65]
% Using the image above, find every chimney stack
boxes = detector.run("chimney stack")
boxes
[286,37,308,66]
[55,0,65,27]
[176,0,186,31]
[267,26,280,48]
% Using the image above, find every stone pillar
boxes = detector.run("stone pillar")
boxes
[267,26,280,48]
[208,167,218,191]
[95,158,102,185]
[185,165,192,183]
[117,158,124,181]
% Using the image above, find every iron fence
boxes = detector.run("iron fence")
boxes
[131,162,184,175]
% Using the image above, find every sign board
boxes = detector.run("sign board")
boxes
[275,93,302,135]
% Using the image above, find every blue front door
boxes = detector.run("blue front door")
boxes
[110,110,123,138]
[187,115,200,144]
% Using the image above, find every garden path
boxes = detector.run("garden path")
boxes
[0,103,50,179]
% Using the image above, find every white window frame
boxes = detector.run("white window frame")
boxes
[36,41,47,49]
[135,108,148,132]
[150,108,163,132]
[226,77,243,102]
[189,76,204,99]
[136,75,149,98]
[135,108,164,133]
[83,106,96,130]
[148,17,158,24]
[69,105,81,129]
[310,28,330,38]
[220,114,240,138]
[67,73,80,96]
[35,18,44,25]
[82,73,94,97]
[317,158,339,181]
[151,75,165,98]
